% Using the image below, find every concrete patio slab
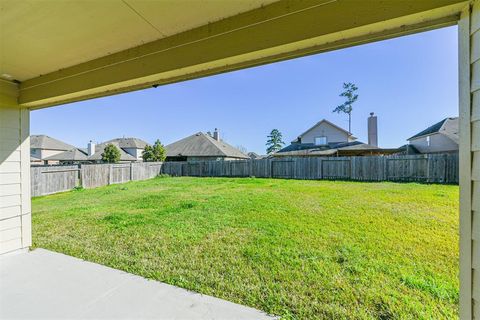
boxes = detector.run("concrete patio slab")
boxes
[0,249,274,319]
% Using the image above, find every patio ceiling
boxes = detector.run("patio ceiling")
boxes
[0,0,468,108]
[0,0,278,82]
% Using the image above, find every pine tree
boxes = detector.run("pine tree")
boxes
[266,129,285,154]
[332,82,359,133]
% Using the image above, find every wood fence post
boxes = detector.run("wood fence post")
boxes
[426,154,431,183]
[130,162,134,181]
[108,164,112,185]
[78,164,83,188]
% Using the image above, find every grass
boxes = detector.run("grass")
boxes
[32,177,459,319]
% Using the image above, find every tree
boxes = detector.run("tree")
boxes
[236,145,248,154]
[101,143,121,163]
[266,129,285,154]
[142,139,166,162]
[332,82,358,133]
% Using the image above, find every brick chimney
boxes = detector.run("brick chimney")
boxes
[368,113,378,147]
[213,128,220,141]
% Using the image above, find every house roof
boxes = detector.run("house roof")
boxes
[247,152,265,159]
[274,142,399,157]
[30,135,76,151]
[88,144,137,161]
[102,137,149,149]
[408,117,459,142]
[294,119,357,143]
[30,154,42,162]
[278,141,365,153]
[44,148,88,161]
[165,132,249,159]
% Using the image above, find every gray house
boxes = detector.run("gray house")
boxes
[165,129,249,162]
[99,137,148,160]
[30,135,76,165]
[275,117,397,157]
[407,117,459,154]
[36,136,149,164]
[291,119,358,145]
[43,148,89,164]
[87,141,139,163]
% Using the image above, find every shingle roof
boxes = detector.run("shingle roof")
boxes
[102,137,148,149]
[88,144,137,161]
[248,152,265,159]
[30,135,76,151]
[407,117,458,141]
[274,142,399,157]
[278,141,364,153]
[44,148,88,161]
[165,132,249,159]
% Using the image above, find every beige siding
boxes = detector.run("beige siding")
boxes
[473,5,480,317]
[300,121,350,144]
[0,81,30,254]
[460,3,480,318]
[409,132,459,153]
[39,149,64,160]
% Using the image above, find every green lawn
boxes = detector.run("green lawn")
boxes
[32,177,459,319]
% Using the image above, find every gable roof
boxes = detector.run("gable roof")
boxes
[408,117,459,142]
[165,132,249,159]
[440,117,459,144]
[43,148,88,161]
[275,141,399,157]
[102,137,149,149]
[294,119,356,142]
[30,135,76,151]
[88,144,137,161]
[278,140,365,153]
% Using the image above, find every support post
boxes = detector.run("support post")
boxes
[0,80,31,254]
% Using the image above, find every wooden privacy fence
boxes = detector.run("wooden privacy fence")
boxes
[30,162,164,196]
[30,154,458,197]
[161,153,459,183]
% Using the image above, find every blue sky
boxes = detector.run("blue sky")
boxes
[32,26,458,154]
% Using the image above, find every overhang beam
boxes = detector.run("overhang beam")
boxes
[19,0,467,108]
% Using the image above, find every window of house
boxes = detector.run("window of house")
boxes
[314,136,327,145]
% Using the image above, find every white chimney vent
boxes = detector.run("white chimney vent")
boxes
[213,128,220,141]
[87,140,96,156]
[368,112,378,147]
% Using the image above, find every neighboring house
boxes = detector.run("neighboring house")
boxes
[275,117,398,157]
[100,137,148,160]
[247,152,265,159]
[30,155,42,165]
[43,148,89,165]
[407,117,459,154]
[291,119,358,145]
[30,135,76,165]
[165,129,249,162]
[33,136,149,164]
[87,143,138,163]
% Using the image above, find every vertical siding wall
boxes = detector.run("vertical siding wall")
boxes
[471,4,480,318]
[0,81,30,254]
[460,3,479,319]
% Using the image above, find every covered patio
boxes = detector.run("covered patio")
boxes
[0,249,273,319]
